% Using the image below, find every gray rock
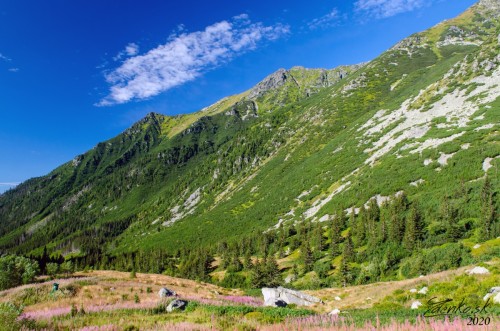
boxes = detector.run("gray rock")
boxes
[166,299,188,312]
[248,69,288,99]
[284,274,296,284]
[466,266,490,275]
[264,298,287,307]
[262,287,322,306]
[483,287,500,301]
[158,287,176,298]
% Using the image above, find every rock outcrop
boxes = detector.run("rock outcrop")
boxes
[166,299,188,312]
[262,287,322,306]
[248,69,289,100]
[158,287,176,298]
[483,287,500,302]
[466,266,490,275]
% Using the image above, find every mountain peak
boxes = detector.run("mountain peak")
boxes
[247,68,289,99]
[479,0,500,12]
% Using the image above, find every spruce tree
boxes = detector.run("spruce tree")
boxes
[330,215,343,257]
[441,196,460,240]
[480,176,495,241]
[339,256,352,287]
[301,242,314,273]
[264,255,281,287]
[339,233,354,287]
[354,208,366,244]
[403,205,418,251]
[343,233,355,263]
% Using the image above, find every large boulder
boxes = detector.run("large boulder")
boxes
[158,287,176,298]
[262,287,322,306]
[466,266,490,275]
[264,298,287,307]
[483,287,500,302]
[166,299,188,312]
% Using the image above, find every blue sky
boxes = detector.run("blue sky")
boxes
[0,0,477,193]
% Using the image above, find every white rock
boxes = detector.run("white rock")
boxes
[262,287,322,306]
[483,287,500,302]
[438,152,455,166]
[410,288,417,293]
[473,244,481,249]
[466,266,490,275]
[334,296,342,301]
[411,301,422,309]
[418,287,428,295]
[419,275,424,278]
[329,308,341,315]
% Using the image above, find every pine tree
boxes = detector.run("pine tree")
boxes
[343,233,355,263]
[354,208,366,244]
[312,224,325,252]
[403,204,421,251]
[301,242,314,273]
[264,255,281,287]
[243,252,253,270]
[339,256,352,287]
[480,176,495,241]
[330,214,343,257]
[339,233,354,287]
[441,196,460,240]
[389,194,407,244]
[251,259,264,288]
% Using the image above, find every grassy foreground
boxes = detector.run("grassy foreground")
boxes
[0,259,498,330]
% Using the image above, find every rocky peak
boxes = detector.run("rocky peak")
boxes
[479,0,500,13]
[142,112,161,123]
[248,68,289,99]
[480,0,500,8]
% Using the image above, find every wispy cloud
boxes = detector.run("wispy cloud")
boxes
[308,9,341,30]
[113,42,140,61]
[0,182,19,186]
[8,68,19,72]
[99,15,289,106]
[355,0,426,19]
[0,52,11,62]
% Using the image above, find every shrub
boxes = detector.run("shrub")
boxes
[221,272,249,289]
[46,263,59,278]
[0,255,39,290]
[70,303,78,317]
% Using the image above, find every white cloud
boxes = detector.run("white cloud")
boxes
[99,15,289,106]
[308,9,340,30]
[8,68,19,72]
[114,43,140,61]
[0,182,19,186]
[355,0,426,19]
[125,43,139,56]
[0,53,11,61]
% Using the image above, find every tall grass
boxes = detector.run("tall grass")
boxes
[259,315,499,331]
